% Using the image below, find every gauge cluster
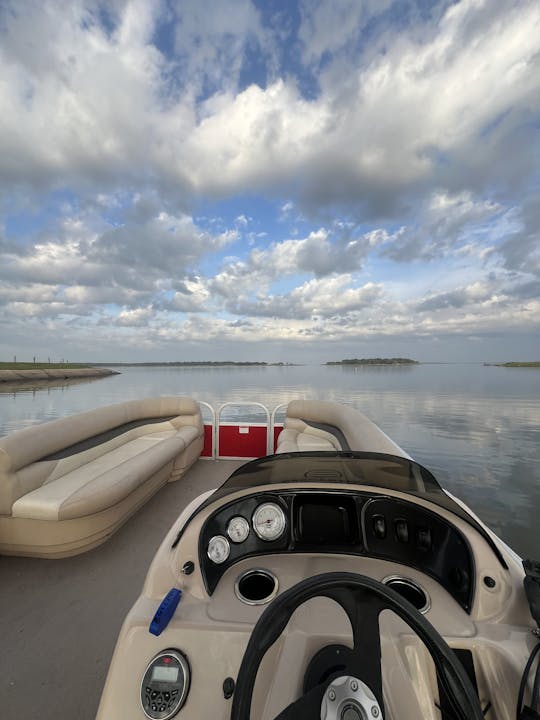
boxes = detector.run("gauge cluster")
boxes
[200,494,290,593]
[206,502,287,566]
[198,490,474,611]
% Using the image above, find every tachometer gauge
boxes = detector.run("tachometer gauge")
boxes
[207,535,230,564]
[227,516,250,543]
[252,503,286,541]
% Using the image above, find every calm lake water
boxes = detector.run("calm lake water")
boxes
[1,363,539,558]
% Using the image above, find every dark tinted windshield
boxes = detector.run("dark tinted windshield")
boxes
[173,452,507,568]
[217,452,440,497]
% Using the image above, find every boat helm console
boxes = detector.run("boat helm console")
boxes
[96,413,538,720]
[199,486,475,611]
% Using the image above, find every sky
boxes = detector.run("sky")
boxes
[0,0,539,364]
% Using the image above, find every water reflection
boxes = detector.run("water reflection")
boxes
[0,375,105,396]
[331,364,417,372]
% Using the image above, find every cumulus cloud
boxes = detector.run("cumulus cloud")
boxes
[0,0,174,191]
[158,278,211,313]
[382,191,501,262]
[228,277,383,319]
[171,0,271,96]
[87,210,236,273]
[0,194,237,322]
[181,0,540,216]
[298,0,395,69]
[497,197,540,276]
[0,0,538,215]
[253,228,370,277]
[416,281,499,312]
[114,306,155,327]
[211,226,379,304]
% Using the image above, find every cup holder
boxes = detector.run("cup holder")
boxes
[382,575,430,614]
[235,569,279,605]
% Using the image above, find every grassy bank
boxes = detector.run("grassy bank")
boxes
[0,362,88,370]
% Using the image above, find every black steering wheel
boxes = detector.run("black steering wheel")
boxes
[230,572,484,720]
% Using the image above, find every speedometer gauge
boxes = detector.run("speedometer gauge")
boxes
[227,516,250,543]
[252,503,286,541]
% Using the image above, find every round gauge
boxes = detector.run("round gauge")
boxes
[227,516,250,543]
[207,535,230,564]
[252,503,286,542]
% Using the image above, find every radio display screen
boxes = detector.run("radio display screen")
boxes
[151,666,179,683]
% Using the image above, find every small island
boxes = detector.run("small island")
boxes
[485,361,540,368]
[326,358,419,366]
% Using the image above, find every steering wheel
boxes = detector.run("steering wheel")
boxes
[230,572,484,720]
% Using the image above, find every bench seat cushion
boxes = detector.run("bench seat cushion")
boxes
[11,431,184,521]
[276,428,338,453]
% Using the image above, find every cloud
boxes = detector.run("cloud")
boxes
[87,209,236,274]
[227,276,383,319]
[382,191,501,262]
[0,194,237,318]
[171,0,271,96]
[0,0,537,220]
[0,0,174,191]
[211,226,377,304]
[497,196,540,276]
[114,306,155,327]
[254,228,370,277]
[182,0,540,217]
[298,0,394,68]
[415,281,497,312]
[0,282,58,306]
[62,284,145,306]
[158,278,211,313]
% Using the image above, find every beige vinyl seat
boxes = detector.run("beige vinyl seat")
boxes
[0,397,204,558]
[276,399,410,456]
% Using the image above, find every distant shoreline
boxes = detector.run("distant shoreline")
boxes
[0,366,119,383]
[90,361,298,367]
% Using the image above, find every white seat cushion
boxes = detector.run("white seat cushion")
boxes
[276,428,338,453]
[11,432,184,521]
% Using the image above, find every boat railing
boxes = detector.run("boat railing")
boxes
[199,401,287,459]
[198,401,216,458]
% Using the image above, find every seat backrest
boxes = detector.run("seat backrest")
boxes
[284,400,409,457]
[0,397,202,515]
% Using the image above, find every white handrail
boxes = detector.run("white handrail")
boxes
[216,402,272,458]
[198,401,216,459]
[270,403,288,454]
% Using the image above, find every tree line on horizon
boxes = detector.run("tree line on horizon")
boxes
[326,358,419,365]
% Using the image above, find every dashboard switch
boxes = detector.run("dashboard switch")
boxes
[394,518,409,543]
[372,515,387,539]
[416,527,432,551]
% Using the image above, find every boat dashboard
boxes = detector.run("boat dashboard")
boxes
[170,451,507,614]
[200,488,474,612]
